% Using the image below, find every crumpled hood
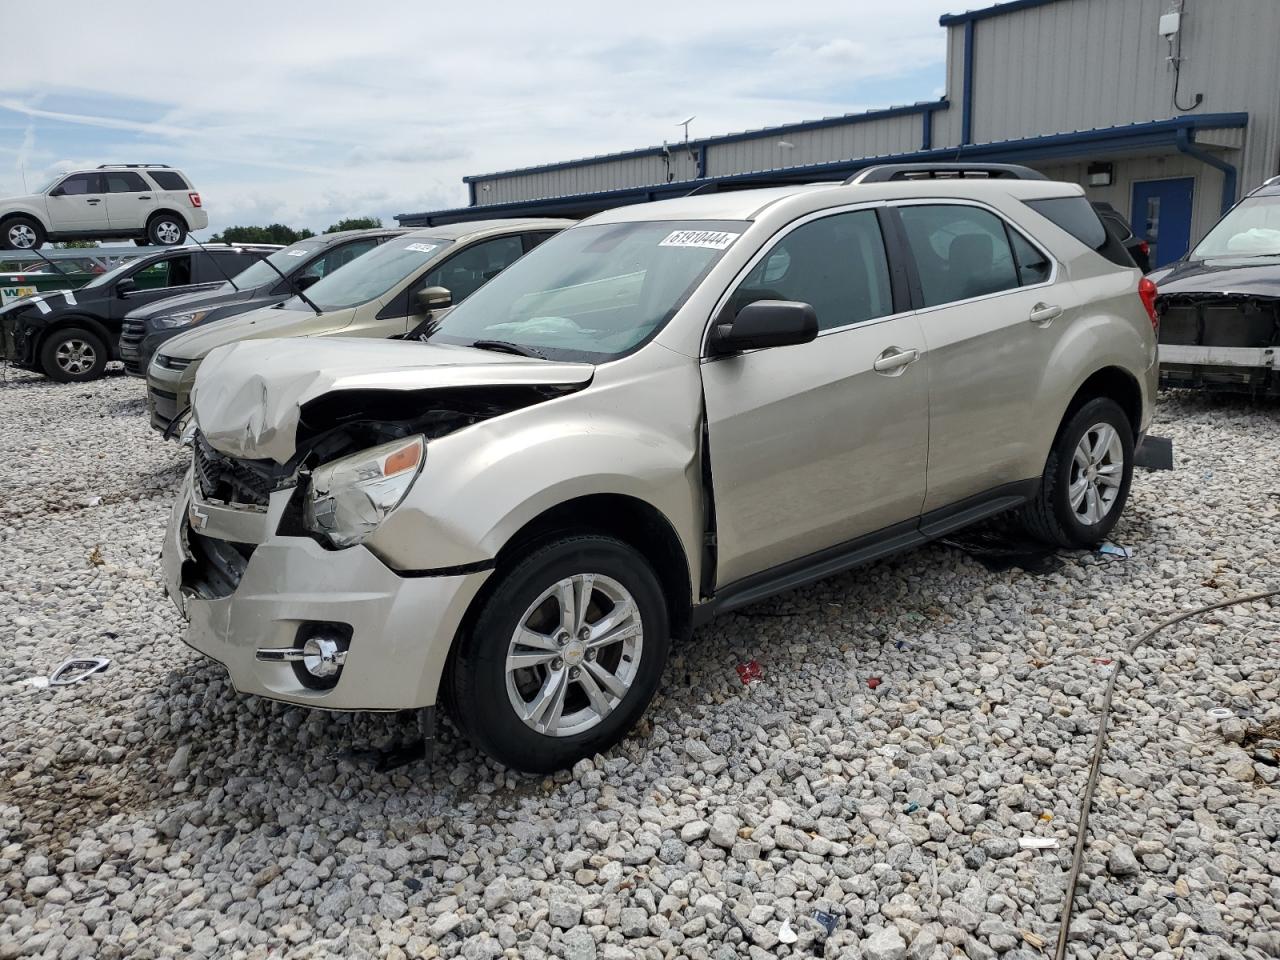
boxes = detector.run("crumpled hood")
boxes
[163,304,356,360]
[193,337,595,463]
[1150,258,1280,299]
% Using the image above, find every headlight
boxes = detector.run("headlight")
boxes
[153,310,208,329]
[304,436,425,548]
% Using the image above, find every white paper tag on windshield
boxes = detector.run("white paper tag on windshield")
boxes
[405,242,438,253]
[284,249,307,257]
[659,230,739,250]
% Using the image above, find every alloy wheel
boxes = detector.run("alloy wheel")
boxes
[1069,422,1123,525]
[154,220,182,244]
[8,224,36,249]
[54,339,97,376]
[505,573,644,737]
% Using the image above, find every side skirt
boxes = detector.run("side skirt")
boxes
[692,478,1038,625]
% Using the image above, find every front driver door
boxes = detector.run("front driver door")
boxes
[46,173,110,233]
[701,207,930,587]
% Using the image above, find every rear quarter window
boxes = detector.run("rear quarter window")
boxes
[1025,197,1135,269]
[147,170,190,191]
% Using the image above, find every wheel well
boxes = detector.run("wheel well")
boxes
[494,494,694,641]
[0,211,45,231]
[148,209,188,229]
[1063,366,1142,437]
[36,317,115,361]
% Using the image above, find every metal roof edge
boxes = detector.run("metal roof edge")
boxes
[940,0,1066,28]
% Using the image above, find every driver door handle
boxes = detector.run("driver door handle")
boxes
[873,346,920,373]
[1029,302,1062,325]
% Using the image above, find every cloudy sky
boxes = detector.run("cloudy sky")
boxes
[3,1,961,235]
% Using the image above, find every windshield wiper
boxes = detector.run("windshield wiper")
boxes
[469,339,546,359]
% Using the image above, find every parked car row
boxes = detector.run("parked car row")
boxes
[152,163,1161,771]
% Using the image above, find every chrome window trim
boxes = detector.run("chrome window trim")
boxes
[701,201,912,358]
[890,197,1059,315]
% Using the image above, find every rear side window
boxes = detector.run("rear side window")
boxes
[148,170,190,190]
[104,171,149,193]
[1009,230,1052,285]
[728,210,893,331]
[1026,197,1135,268]
[898,204,1020,307]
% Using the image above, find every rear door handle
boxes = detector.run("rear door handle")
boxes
[873,346,920,373]
[86,198,102,205]
[138,195,152,200]
[1029,302,1062,325]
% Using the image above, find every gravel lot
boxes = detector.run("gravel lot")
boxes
[1,366,1278,960]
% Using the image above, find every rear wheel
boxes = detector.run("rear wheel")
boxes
[2,216,45,250]
[147,214,187,246]
[1019,396,1134,548]
[446,535,670,772]
[40,327,108,382]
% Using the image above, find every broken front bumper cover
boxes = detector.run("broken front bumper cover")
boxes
[161,477,490,711]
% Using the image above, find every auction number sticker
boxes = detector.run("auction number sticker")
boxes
[405,242,439,253]
[659,230,739,250]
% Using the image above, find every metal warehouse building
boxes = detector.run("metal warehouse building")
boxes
[399,0,1280,269]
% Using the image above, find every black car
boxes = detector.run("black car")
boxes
[1092,201,1150,273]
[1150,175,1280,396]
[118,228,404,376]
[0,244,276,382]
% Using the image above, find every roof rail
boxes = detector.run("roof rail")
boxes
[96,163,172,169]
[845,162,1048,184]
[685,177,840,197]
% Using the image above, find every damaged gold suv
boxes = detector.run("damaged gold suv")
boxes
[163,164,1158,772]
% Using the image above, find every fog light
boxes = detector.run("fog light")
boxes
[256,623,352,690]
[301,635,345,678]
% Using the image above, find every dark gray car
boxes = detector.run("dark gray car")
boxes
[118,228,405,375]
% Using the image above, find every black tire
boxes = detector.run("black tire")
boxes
[1,216,45,251]
[147,213,187,246]
[446,535,670,773]
[1019,397,1134,548]
[40,326,108,383]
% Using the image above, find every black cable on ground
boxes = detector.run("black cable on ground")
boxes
[1053,587,1280,960]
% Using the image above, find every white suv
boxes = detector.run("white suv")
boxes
[0,164,208,250]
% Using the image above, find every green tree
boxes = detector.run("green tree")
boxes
[53,240,99,249]
[324,216,383,233]
[210,224,315,245]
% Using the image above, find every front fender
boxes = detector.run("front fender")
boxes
[0,201,49,228]
[366,356,705,583]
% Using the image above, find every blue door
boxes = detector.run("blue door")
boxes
[1131,177,1194,267]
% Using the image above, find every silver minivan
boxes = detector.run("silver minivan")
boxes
[163,164,1157,772]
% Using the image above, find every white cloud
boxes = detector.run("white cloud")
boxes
[3,0,960,231]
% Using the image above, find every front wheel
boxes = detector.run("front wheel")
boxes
[2,216,45,250]
[40,327,109,382]
[446,535,671,772]
[1019,396,1134,548]
[147,214,187,246]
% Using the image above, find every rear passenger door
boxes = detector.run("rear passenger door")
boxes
[382,235,528,336]
[892,201,1059,512]
[103,171,157,231]
[702,207,930,586]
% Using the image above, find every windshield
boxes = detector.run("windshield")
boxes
[230,240,326,289]
[296,237,451,311]
[1192,195,1280,258]
[82,258,141,289]
[427,220,746,361]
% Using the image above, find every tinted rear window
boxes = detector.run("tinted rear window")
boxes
[1026,197,1134,268]
[148,170,190,190]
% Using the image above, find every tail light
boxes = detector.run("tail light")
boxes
[188,192,202,208]
[1138,240,1150,257]
[1138,277,1158,331]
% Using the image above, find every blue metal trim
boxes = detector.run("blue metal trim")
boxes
[940,0,1064,27]
[696,146,708,179]
[961,20,975,144]
[1175,127,1239,214]
[396,114,1250,226]
[921,109,933,151]
[467,181,476,207]
[461,100,949,184]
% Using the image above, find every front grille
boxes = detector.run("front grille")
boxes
[193,433,276,507]
[120,318,145,344]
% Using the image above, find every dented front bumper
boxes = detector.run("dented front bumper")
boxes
[161,473,490,710]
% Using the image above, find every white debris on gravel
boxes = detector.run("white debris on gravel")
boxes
[1,367,1278,960]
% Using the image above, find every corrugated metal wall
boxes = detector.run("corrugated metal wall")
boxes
[473,151,697,206]
[968,0,1280,190]
[701,114,922,177]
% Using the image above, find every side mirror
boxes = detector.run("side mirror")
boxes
[295,273,321,291]
[709,300,818,354]
[116,278,137,297]
[416,285,452,312]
